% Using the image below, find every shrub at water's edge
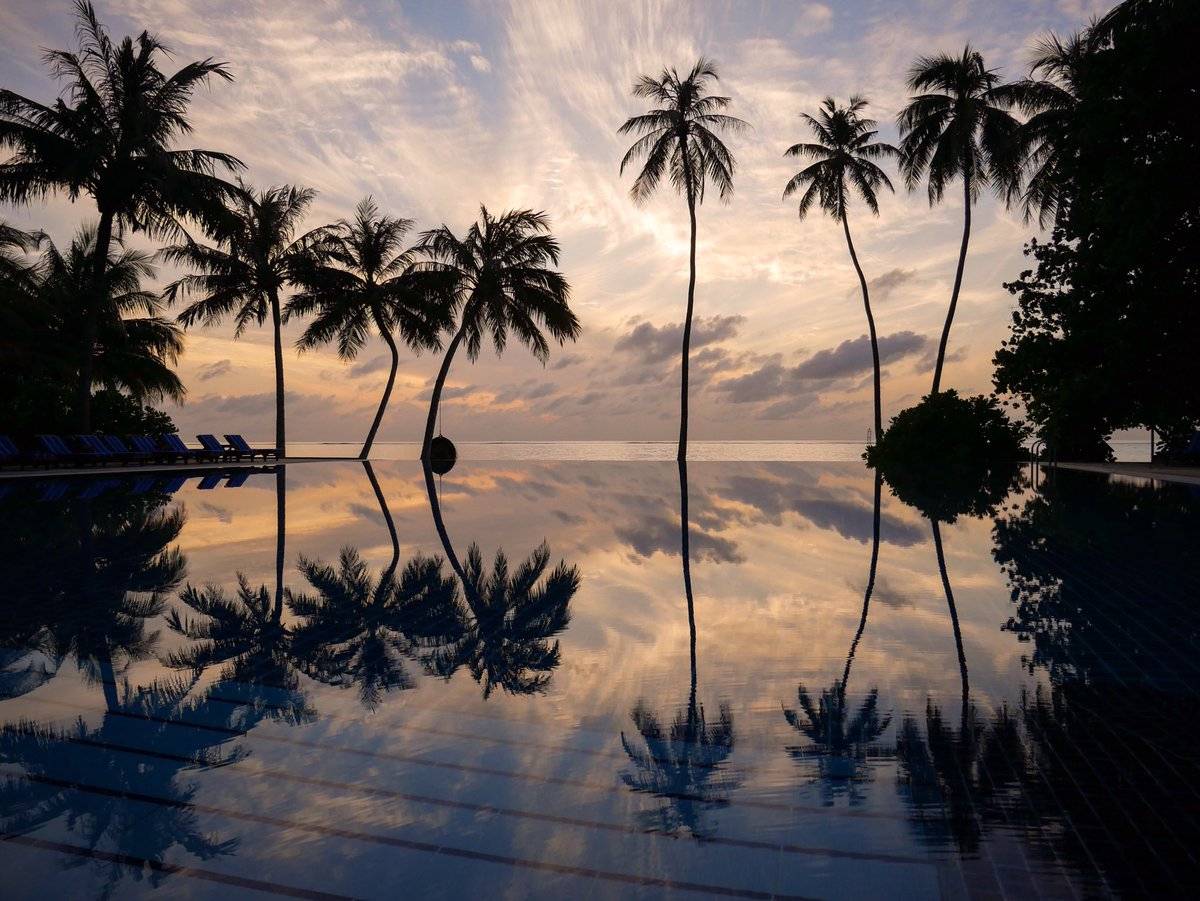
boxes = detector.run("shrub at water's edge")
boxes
[865,391,1028,522]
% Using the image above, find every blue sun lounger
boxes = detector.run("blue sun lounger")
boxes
[223,470,251,488]
[197,473,223,490]
[225,434,278,459]
[197,434,239,460]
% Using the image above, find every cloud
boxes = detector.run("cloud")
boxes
[865,268,917,302]
[349,355,394,379]
[616,512,744,564]
[197,359,233,381]
[794,331,929,380]
[613,315,745,363]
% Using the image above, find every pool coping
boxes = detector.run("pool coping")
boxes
[1051,461,1200,485]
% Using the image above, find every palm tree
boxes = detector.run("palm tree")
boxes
[416,207,578,463]
[163,183,323,457]
[897,46,1022,394]
[0,221,42,285]
[0,0,242,429]
[287,198,451,459]
[618,58,747,461]
[38,224,185,408]
[785,98,898,440]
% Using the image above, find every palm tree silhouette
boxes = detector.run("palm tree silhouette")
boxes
[0,220,42,285]
[621,461,737,836]
[785,98,898,440]
[0,0,242,429]
[163,183,324,457]
[897,46,1022,394]
[782,472,889,805]
[287,198,452,459]
[618,59,748,461]
[415,207,578,463]
[36,224,185,408]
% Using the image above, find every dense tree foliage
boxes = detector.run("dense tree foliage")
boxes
[994,0,1200,459]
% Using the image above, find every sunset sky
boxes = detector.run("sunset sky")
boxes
[0,0,1111,442]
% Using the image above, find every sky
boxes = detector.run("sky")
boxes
[0,0,1114,442]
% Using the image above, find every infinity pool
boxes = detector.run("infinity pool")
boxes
[0,461,1196,898]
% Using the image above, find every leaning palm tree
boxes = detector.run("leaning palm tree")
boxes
[785,97,898,439]
[288,198,451,459]
[163,183,323,457]
[416,207,579,463]
[897,46,1022,394]
[0,0,242,428]
[618,58,748,461]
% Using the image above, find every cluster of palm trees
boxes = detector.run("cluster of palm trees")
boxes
[620,29,1091,450]
[0,1,579,459]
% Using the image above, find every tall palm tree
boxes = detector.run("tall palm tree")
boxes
[0,0,242,429]
[618,58,747,461]
[785,97,898,440]
[0,221,42,285]
[416,207,578,463]
[287,197,451,459]
[163,183,323,457]
[38,224,185,407]
[897,46,1022,394]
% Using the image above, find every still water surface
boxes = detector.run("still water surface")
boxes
[0,457,1194,898]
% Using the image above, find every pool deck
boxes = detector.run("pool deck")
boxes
[1054,461,1200,485]
[0,456,354,479]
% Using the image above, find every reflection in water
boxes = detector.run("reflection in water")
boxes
[783,472,890,806]
[621,461,738,837]
[422,460,579,698]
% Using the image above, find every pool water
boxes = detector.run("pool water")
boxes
[0,460,1197,899]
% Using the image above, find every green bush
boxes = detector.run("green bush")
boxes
[865,391,1028,522]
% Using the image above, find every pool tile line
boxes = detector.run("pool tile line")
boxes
[16,774,824,901]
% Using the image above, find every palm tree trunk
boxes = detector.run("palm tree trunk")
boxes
[931,173,972,395]
[930,518,969,723]
[360,314,400,460]
[842,471,882,688]
[842,211,883,440]
[421,317,468,463]
[678,183,698,462]
[79,209,115,431]
[679,459,697,704]
[274,465,286,620]
[363,461,400,580]
[422,459,468,585]
[269,287,287,457]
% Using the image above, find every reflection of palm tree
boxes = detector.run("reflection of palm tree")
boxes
[0,676,240,898]
[782,472,889,804]
[622,461,737,836]
[930,518,969,725]
[421,460,579,698]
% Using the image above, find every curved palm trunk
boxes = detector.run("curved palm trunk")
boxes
[930,518,969,724]
[360,317,400,460]
[268,287,287,458]
[363,460,400,580]
[79,210,115,430]
[422,459,468,586]
[931,174,973,395]
[841,471,883,688]
[679,459,698,709]
[274,466,286,620]
[421,319,468,463]
[842,211,883,440]
[678,181,699,462]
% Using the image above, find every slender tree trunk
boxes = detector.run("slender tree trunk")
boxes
[931,173,973,395]
[79,210,115,431]
[422,458,468,585]
[678,179,698,463]
[269,287,287,457]
[679,458,697,709]
[842,211,883,441]
[361,314,400,460]
[931,518,969,724]
[842,471,882,688]
[421,317,468,463]
[363,460,400,581]
[274,465,286,620]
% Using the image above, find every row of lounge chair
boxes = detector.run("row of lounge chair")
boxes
[0,467,269,504]
[0,433,278,469]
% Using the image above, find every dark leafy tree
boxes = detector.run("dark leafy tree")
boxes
[416,207,578,462]
[163,183,323,457]
[618,58,747,460]
[287,197,451,458]
[0,0,242,428]
[785,97,897,439]
[897,46,1022,393]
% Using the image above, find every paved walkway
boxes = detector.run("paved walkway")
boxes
[1053,461,1200,486]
